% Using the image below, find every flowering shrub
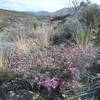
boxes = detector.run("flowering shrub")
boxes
[69,67,80,78]
[42,77,60,91]
[10,44,96,96]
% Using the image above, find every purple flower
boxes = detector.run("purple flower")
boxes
[51,77,60,89]
[71,80,79,89]
[69,67,80,78]
[88,54,96,59]
[42,77,60,91]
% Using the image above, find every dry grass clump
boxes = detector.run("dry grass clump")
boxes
[36,33,49,48]
[0,52,17,82]
[0,41,19,82]
[16,37,32,54]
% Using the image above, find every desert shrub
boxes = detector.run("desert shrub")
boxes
[73,3,100,48]
[95,24,100,46]
[36,45,96,85]
[10,43,46,79]
[78,3,99,29]
[60,17,93,48]
[74,30,92,48]
[60,18,85,45]
[52,32,67,44]
[69,2,100,48]
[52,23,73,44]
[52,26,63,44]
[10,44,96,98]
[61,18,83,35]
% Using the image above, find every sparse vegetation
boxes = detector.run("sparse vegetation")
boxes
[0,1,100,100]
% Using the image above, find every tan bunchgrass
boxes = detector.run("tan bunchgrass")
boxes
[0,51,17,81]
[15,32,37,54]
[38,33,49,48]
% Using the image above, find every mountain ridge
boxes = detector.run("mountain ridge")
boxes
[0,7,74,16]
[0,3,100,17]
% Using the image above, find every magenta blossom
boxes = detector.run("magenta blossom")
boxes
[42,77,60,91]
[69,67,80,78]
[71,80,79,89]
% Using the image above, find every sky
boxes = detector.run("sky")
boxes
[0,0,100,12]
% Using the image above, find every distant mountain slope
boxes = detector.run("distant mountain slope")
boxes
[31,3,100,16]
[0,7,74,16]
[54,7,74,16]
[32,7,74,16]
[34,11,50,16]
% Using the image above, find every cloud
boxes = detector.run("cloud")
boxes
[0,0,100,12]
[0,0,66,12]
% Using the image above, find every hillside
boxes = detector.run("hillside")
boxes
[0,8,74,44]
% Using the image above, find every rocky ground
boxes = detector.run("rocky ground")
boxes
[0,79,39,100]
